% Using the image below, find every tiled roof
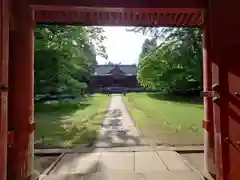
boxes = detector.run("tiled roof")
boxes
[94,64,137,75]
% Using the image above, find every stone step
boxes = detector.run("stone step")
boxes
[41,172,102,180]
[50,153,100,175]
[42,171,204,180]
[47,151,193,175]
[143,171,205,180]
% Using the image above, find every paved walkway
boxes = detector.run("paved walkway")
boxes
[96,94,141,148]
[42,150,204,180]
[41,95,204,180]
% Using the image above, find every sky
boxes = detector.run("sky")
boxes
[96,26,146,65]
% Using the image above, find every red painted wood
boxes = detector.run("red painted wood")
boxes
[0,0,9,179]
[203,22,215,175]
[32,7,203,27]
[32,6,202,13]
[208,1,240,180]
[7,1,34,179]
[227,64,240,180]
[0,1,237,180]
[202,120,211,132]
[30,0,206,8]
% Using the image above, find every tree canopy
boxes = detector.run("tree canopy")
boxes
[35,25,107,95]
[135,27,203,95]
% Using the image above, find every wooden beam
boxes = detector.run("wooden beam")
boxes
[0,0,9,179]
[8,1,35,179]
[207,1,240,180]
[29,0,206,8]
[33,7,203,27]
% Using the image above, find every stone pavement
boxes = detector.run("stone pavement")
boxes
[41,150,204,180]
[95,94,142,148]
[41,95,204,180]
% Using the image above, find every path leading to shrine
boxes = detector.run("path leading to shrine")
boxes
[40,95,204,180]
[95,94,142,148]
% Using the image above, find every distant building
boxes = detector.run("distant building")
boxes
[90,64,142,93]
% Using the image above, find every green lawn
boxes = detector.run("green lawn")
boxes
[124,93,204,146]
[35,94,109,148]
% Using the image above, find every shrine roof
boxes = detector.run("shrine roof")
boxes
[94,64,137,75]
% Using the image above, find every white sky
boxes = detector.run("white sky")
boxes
[96,26,146,65]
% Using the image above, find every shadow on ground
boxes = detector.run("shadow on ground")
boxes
[34,156,58,177]
[147,93,203,105]
[35,97,108,149]
[97,109,141,147]
[125,93,204,146]
[35,98,90,115]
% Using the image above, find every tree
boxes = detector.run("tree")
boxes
[139,38,157,58]
[136,27,202,95]
[35,25,107,95]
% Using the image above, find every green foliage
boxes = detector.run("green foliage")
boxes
[35,94,109,148]
[35,25,107,95]
[124,93,204,145]
[136,28,203,94]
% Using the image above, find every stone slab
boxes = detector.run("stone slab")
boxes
[34,145,204,155]
[100,170,142,180]
[143,171,204,180]
[50,153,100,175]
[42,173,102,180]
[100,152,134,170]
[135,151,168,172]
[157,151,191,171]
[43,171,204,180]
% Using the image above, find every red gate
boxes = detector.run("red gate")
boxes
[0,0,9,180]
[208,1,240,180]
[1,0,240,180]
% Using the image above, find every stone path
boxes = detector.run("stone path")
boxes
[41,150,204,180]
[96,94,141,148]
[41,95,204,180]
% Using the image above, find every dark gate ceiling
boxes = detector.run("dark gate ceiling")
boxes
[30,0,206,8]
[30,0,206,27]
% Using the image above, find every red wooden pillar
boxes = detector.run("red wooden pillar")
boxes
[208,1,240,180]
[0,0,9,179]
[7,0,35,179]
[202,13,215,176]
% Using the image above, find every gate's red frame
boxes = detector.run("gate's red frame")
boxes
[1,0,240,180]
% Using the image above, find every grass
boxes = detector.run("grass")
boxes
[35,94,109,148]
[124,93,204,146]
